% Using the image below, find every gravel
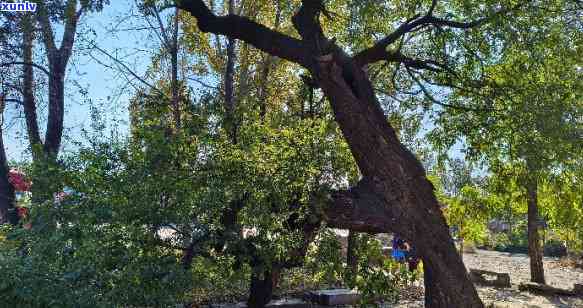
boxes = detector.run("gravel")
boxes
[389,249,583,307]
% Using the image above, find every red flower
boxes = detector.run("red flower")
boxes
[8,169,31,192]
[17,207,28,218]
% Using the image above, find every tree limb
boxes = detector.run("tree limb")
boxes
[176,0,310,67]
[353,3,525,67]
[406,67,493,113]
[90,43,168,99]
[59,0,83,68]
[36,2,57,56]
[0,61,51,77]
[322,179,393,234]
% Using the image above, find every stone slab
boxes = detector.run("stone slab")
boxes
[469,268,511,288]
[305,289,360,306]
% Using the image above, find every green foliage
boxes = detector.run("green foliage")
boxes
[0,139,194,307]
[350,235,418,305]
[191,256,250,305]
[304,229,345,286]
[540,169,583,253]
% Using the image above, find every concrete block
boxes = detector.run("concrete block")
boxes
[306,289,360,306]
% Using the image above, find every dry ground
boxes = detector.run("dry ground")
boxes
[392,249,583,307]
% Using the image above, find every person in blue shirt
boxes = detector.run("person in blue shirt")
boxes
[392,235,406,262]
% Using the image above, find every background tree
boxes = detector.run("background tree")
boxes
[0,11,24,225]
[430,3,582,283]
[0,1,112,217]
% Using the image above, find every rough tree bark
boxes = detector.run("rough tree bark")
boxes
[248,268,280,307]
[0,15,37,225]
[175,0,513,306]
[346,230,358,280]
[526,177,545,284]
[0,96,17,225]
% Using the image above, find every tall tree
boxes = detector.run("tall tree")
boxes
[174,0,536,306]
[28,0,109,201]
[0,12,36,224]
[0,94,17,225]
[430,2,582,283]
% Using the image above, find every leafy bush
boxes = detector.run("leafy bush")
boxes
[347,235,420,305]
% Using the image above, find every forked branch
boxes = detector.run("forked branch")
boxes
[353,2,526,67]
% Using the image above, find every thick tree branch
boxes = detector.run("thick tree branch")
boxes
[384,51,449,73]
[292,0,325,43]
[60,0,82,67]
[36,3,57,56]
[322,179,394,234]
[0,98,22,106]
[176,0,310,67]
[353,3,524,67]
[352,14,423,67]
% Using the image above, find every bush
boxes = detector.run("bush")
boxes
[347,234,420,305]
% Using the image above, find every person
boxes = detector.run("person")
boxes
[391,234,406,262]
[405,244,420,271]
[393,234,420,271]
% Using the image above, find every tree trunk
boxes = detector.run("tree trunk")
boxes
[314,55,483,307]
[346,230,358,283]
[526,178,545,284]
[44,66,65,157]
[21,15,42,159]
[424,263,449,307]
[0,101,17,225]
[31,1,80,204]
[248,266,280,308]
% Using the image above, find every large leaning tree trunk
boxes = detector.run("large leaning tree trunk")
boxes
[525,175,545,283]
[174,0,530,306]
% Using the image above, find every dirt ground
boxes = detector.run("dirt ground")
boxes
[393,249,583,307]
